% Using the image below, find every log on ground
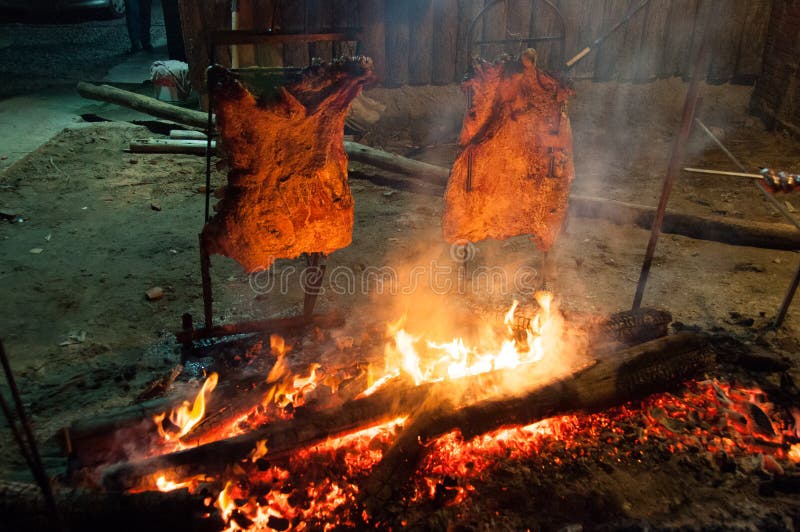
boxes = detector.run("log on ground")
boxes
[76,82,209,129]
[361,331,713,516]
[101,328,697,494]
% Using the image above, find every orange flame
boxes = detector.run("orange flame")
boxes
[379,291,561,390]
[155,372,218,441]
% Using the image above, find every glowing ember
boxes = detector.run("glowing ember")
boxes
[140,371,798,531]
[155,474,198,492]
[155,372,218,441]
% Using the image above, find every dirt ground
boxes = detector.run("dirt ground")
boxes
[1,78,799,528]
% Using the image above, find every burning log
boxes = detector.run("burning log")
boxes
[361,331,712,517]
[65,308,668,470]
[63,368,272,468]
[101,332,710,494]
[202,59,374,272]
[442,49,574,251]
[0,481,222,532]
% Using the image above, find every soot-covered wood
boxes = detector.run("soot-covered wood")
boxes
[442,49,574,252]
[203,58,373,272]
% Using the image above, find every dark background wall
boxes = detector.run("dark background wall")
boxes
[179,0,773,90]
[750,0,800,134]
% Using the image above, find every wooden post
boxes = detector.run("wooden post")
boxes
[358,0,386,81]
[432,0,458,84]
[481,0,506,60]
[408,0,434,85]
[456,0,482,75]
[384,1,410,87]
[282,0,311,67]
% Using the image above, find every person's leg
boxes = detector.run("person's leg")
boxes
[140,0,153,50]
[124,0,141,51]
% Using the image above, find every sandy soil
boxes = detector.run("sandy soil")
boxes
[0,78,799,527]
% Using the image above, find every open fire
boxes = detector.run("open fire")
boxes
[119,293,800,531]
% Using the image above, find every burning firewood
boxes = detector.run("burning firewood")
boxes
[360,332,712,517]
[442,49,574,251]
[63,308,671,470]
[101,332,710,494]
[202,58,374,272]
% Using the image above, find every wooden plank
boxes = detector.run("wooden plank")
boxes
[254,0,284,67]
[432,0,459,84]
[177,0,231,97]
[408,0,434,84]
[593,0,630,80]
[530,0,563,70]
[332,0,358,57]
[660,0,697,77]
[616,0,648,81]
[358,0,386,81]
[481,0,507,60]
[385,0,410,86]
[685,0,714,80]
[281,0,310,67]
[707,0,749,82]
[235,0,256,67]
[635,0,670,81]
[734,0,771,82]
[456,0,483,76]
[557,0,599,79]
[308,0,333,61]
[506,0,533,58]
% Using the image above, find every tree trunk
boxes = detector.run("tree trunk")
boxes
[76,82,209,129]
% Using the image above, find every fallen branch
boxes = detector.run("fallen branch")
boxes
[65,309,665,472]
[76,82,209,129]
[129,138,215,155]
[344,141,450,184]
[569,195,800,251]
[349,168,800,250]
[361,331,712,517]
[102,330,703,493]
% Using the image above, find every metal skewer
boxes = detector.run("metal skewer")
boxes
[693,118,800,327]
[0,341,64,530]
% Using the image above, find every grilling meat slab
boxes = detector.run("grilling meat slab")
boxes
[203,58,373,272]
[442,49,574,251]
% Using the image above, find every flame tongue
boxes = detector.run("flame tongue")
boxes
[381,291,561,391]
[156,372,219,441]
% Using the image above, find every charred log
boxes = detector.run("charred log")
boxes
[0,481,222,532]
[361,332,712,518]
[67,309,668,471]
[102,333,710,493]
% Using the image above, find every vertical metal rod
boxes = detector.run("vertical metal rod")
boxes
[205,47,215,223]
[199,235,213,329]
[694,115,800,325]
[0,391,37,479]
[775,261,800,327]
[303,252,327,319]
[0,341,63,531]
[694,118,747,172]
[632,32,709,309]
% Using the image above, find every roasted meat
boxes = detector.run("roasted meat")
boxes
[442,49,574,251]
[203,58,373,272]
